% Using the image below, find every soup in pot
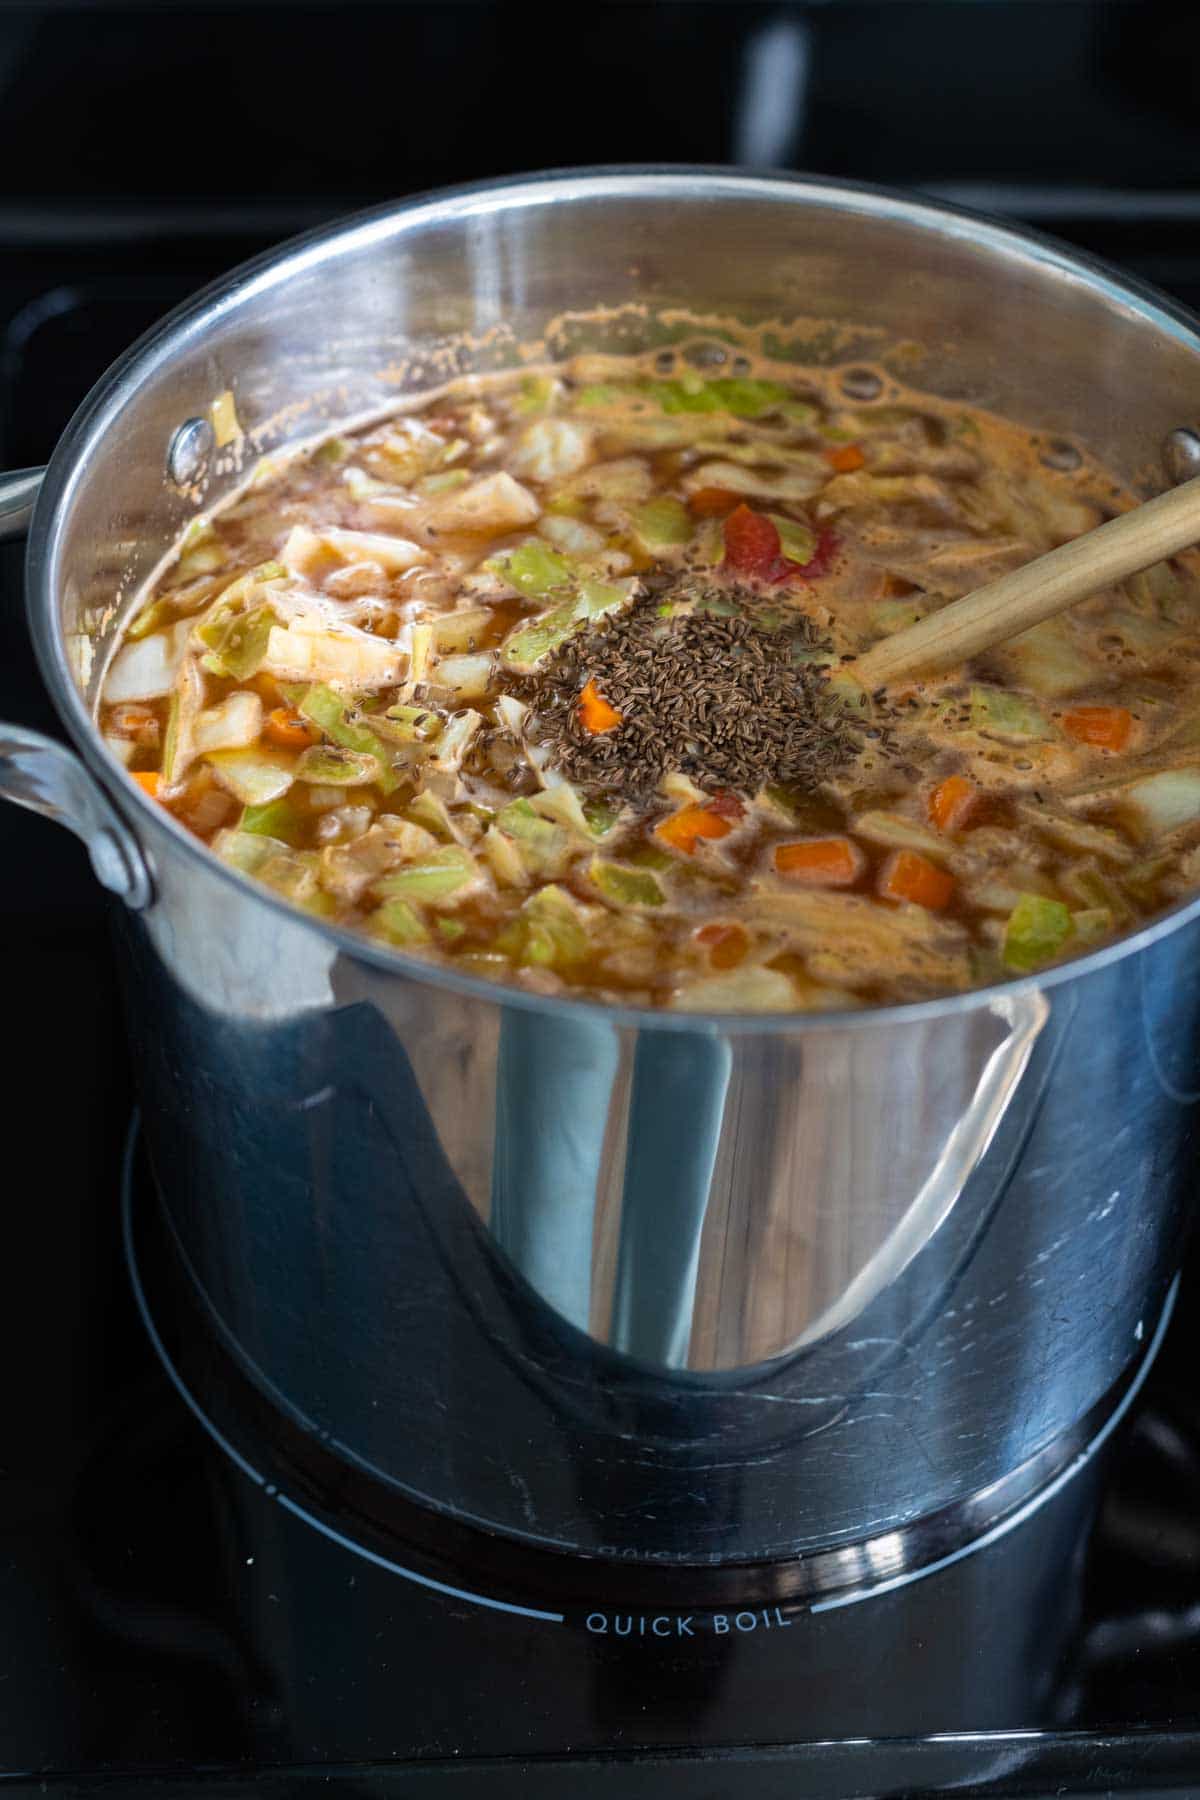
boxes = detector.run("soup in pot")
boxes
[99,353,1200,1010]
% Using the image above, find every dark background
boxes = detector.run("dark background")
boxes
[6,3,1200,1791]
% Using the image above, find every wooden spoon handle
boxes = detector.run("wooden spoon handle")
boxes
[854,473,1200,689]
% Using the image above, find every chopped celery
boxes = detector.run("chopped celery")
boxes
[574,383,628,409]
[514,374,557,415]
[295,745,380,786]
[197,601,278,681]
[706,377,793,417]
[489,540,572,599]
[507,885,591,968]
[481,824,532,887]
[125,598,174,642]
[436,916,467,943]
[853,810,951,861]
[380,703,442,743]
[500,578,632,673]
[1071,907,1114,945]
[297,683,399,793]
[582,800,619,837]
[212,829,286,875]
[768,513,817,566]
[1002,893,1073,973]
[372,897,432,947]
[589,858,665,908]
[241,796,302,841]
[177,519,224,579]
[417,468,470,496]
[431,607,493,652]
[496,798,563,850]
[631,496,692,551]
[374,845,477,903]
[653,376,723,415]
[406,790,459,842]
[969,686,1050,742]
[206,749,295,807]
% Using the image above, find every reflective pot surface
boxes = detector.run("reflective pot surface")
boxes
[5,171,1200,1577]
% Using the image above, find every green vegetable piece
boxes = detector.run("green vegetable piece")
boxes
[372,897,431,946]
[177,520,224,579]
[374,845,477,903]
[381,703,443,743]
[768,513,817,566]
[496,798,563,849]
[514,374,556,415]
[491,540,572,599]
[206,750,295,807]
[589,858,665,908]
[405,790,458,842]
[241,796,302,841]
[497,602,579,671]
[160,692,182,784]
[582,800,619,837]
[294,745,380,786]
[706,377,792,418]
[1002,893,1073,972]
[436,916,467,943]
[297,683,399,793]
[969,686,1050,742]
[1070,907,1114,945]
[522,885,590,964]
[199,602,277,681]
[416,468,470,496]
[214,829,283,876]
[631,496,692,551]
[313,436,349,465]
[871,598,927,636]
[126,598,174,641]
[576,578,629,621]
[574,384,626,409]
[653,374,723,415]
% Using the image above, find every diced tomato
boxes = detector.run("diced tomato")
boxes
[722,504,838,586]
[879,850,955,911]
[656,804,735,855]
[722,504,784,579]
[578,677,622,734]
[705,790,745,822]
[929,774,978,833]
[696,922,749,970]
[688,486,743,518]
[825,443,866,473]
[1061,706,1133,751]
[774,837,864,886]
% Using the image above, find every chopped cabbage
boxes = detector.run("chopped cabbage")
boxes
[263,622,403,688]
[205,748,296,806]
[424,472,540,534]
[433,653,493,700]
[672,966,796,1012]
[509,418,593,482]
[106,619,193,702]
[192,691,264,755]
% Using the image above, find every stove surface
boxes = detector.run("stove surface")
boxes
[5,5,1200,1792]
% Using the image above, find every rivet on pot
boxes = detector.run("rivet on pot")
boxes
[167,416,214,486]
[1162,427,1200,485]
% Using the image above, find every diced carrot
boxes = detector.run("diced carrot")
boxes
[696,922,749,970]
[578,677,622,734]
[1061,706,1133,751]
[656,804,734,854]
[825,443,866,473]
[264,706,320,750]
[929,774,978,833]
[132,771,161,800]
[774,836,864,886]
[252,671,285,707]
[688,486,743,518]
[880,849,955,910]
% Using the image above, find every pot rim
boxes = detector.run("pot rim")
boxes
[27,164,1200,1036]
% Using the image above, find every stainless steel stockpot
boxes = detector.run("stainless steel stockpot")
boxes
[3,170,1199,1595]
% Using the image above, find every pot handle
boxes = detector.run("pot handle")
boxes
[0,467,44,541]
[0,725,154,909]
